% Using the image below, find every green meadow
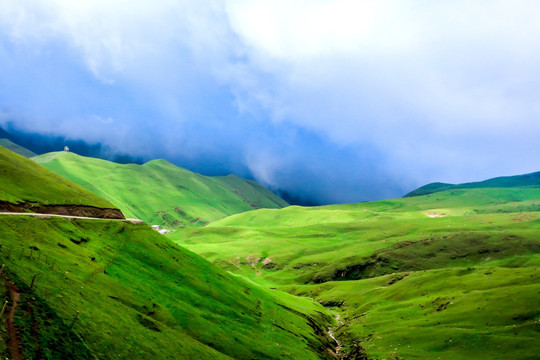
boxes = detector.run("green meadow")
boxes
[0,146,115,209]
[0,216,334,359]
[2,142,540,359]
[0,145,334,359]
[169,187,540,284]
[34,152,287,227]
[169,185,540,359]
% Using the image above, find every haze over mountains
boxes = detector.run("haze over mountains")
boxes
[0,127,317,206]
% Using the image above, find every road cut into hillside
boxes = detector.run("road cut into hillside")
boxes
[0,212,142,224]
[0,201,125,219]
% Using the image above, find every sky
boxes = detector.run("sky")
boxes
[1,0,539,205]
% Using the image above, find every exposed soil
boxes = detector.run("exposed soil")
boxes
[423,211,446,218]
[6,279,23,360]
[233,190,259,209]
[0,201,125,219]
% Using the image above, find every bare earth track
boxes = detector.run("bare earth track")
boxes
[3,275,23,360]
[0,212,143,223]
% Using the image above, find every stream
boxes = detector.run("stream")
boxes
[328,314,342,354]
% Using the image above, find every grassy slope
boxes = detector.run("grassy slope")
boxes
[0,147,333,359]
[286,265,540,360]
[405,171,540,197]
[0,139,37,158]
[33,152,288,227]
[0,216,333,359]
[169,186,540,359]
[0,146,115,209]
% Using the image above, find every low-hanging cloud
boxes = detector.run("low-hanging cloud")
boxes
[1,0,539,204]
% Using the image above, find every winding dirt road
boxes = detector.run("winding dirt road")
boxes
[0,212,143,224]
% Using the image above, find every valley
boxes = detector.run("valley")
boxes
[0,146,335,359]
[2,2,539,358]
[168,183,540,359]
[0,142,539,359]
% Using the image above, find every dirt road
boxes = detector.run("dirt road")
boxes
[0,212,143,224]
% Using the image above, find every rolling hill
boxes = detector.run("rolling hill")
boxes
[0,139,37,158]
[405,170,540,197]
[0,145,123,218]
[6,140,540,359]
[169,181,540,359]
[0,139,335,359]
[33,152,288,228]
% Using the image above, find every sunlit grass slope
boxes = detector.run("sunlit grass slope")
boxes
[169,185,540,359]
[0,145,115,209]
[285,265,540,360]
[0,139,37,158]
[33,152,288,227]
[170,187,540,284]
[0,148,333,358]
[0,216,333,359]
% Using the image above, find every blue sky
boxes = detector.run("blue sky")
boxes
[1,0,540,204]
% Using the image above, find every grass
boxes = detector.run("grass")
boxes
[0,216,333,359]
[1,268,94,359]
[284,265,540,360]
[169,187,540,284]
[0,139,37,158]
[33,152,288,227]
[168,185,540,359]
[0,146,333,359]
[6,140,540,358]
[405,171,540,196]
[0,146,115,209]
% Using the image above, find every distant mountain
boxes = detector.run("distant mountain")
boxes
[405,171,540,197]
[0,138,37,158]
[33,151,288,227]
[0,125,317,206]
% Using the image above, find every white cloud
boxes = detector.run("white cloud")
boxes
[225,0,427,61]
[223,0,540,183]
[1,0,540,201]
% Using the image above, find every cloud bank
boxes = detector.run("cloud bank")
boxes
[1,0,539,204]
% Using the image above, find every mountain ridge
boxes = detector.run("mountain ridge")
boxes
[0,130,335,359]
[33,151,288,228]
[405,170,540,197]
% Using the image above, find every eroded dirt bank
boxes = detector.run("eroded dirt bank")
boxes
[0,201,125,219]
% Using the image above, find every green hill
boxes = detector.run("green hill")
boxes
[169,185,540,359]
[0,139,37,158]
[0,217,333,359]
[405,171,540,197]
[0,146,122,218]
[33,152,288,228]
[0,137,334,359]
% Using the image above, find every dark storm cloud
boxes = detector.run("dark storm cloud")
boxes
[1,0,540,204]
